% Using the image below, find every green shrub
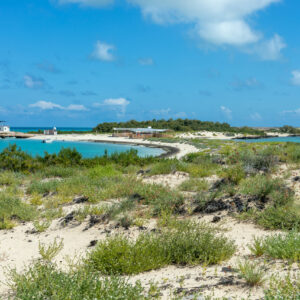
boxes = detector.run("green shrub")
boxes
[88,165,121,179]
[219,165,246,185]
[237,260,266,287]
[239,175,280,201]
[87,221,235,275]
[9,263,148,300]
[250,231,300,262]
[257,206,300,230]
[0,171,22,186]
[27,180,60,195]
[0,194,36,229]
[239,148,277,173]
[179,179,209,192]
[149,159,187,175]
[264,274,300,299]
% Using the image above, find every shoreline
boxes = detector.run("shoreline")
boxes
[28,134,198,159]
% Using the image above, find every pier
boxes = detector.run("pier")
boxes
[0,131,35,139]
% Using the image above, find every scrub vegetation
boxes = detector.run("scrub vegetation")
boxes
[1,137,300,299]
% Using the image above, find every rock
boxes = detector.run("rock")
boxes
[60,211,75,226]
[293,176,300,182]
[84,214,108,231]
[129,193,144,202]
[212,216,221,223]
[73,196,89,204]
[88,240,98,247]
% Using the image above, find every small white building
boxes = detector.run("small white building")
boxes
[44,127,58,135]
[0,122,10,133]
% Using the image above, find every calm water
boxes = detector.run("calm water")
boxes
[235,136,300,143]
[11,127,92,133]
[0,139,165,158]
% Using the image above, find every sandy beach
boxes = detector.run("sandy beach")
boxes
[29,133,199,159]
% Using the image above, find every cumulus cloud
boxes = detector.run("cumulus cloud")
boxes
[139,58,154,66]
[29,101,88,111]
[57,0,281,48]
[128,0,280,47]
[57,0,113,7]
[220,106,232,119]
[253,34,286,60]
[151,108,171,116]
[291,70,300,86]
[24,75,45,89]
[93,97,130,115]
[91,41,115,61]
[231,78,263,91]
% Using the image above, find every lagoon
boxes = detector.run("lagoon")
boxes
[235,136,300,143]
[0,138,165,158]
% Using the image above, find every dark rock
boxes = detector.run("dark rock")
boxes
[203,199,228,213]
[221,267,236,273]
[129,193,144,202]
[84,214,108,231]
[212,216,221,223]
[293,176,300,182]
[88,240,98,247]
[73,196,89,204]
[138,226,147,231]
[28,240,32,242]
[218,276,235,286]
[210,178,228,191]
[137,170,145,175]
[60,211,75,226]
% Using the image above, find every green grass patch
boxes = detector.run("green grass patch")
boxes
[249,231,300,262]
[179,178,209,192]
[9,263,148,300]
[0,193,37,229]
[87,220,235,275]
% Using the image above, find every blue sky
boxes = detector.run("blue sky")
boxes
[1,0,300,127]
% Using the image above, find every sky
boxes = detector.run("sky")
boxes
[1,0,300,127]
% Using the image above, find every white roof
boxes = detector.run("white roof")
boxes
[113,128,168,133]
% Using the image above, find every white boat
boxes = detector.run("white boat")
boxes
[42,139,53,144]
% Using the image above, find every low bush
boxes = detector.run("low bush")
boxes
[239,175,280,201]
[237,260,266,287]
[219,165,246,185]
[0,194,37,229]
[179,178,209,192]
[264,274,300,299]
[27,180,60,195]
[257,206,300,231]
[249,231,300,262]
[9,262,148,300]
[87,221,235,275]
[149,159,187,175]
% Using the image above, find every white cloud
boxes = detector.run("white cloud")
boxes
[220,106,232,119]
[91,41,115,61]
[291,70,300,86]
[29,101,88,111]
[0,106,6,113]
[57,0,281,50]
[231,77,263,90]
[253,34,286,60]
[139,58,154,66]
[29,101,63,110]
[250,112,262,121]
[57,0,113,7]
[128,0,280,47]
[94,97,130,114]
[24,75,45,88]
[66,104,89,111]
[151,108,171,115]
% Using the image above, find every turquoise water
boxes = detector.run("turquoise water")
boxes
[235,136,300,143]
[0,139,165,158]
[11,127,92,133]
